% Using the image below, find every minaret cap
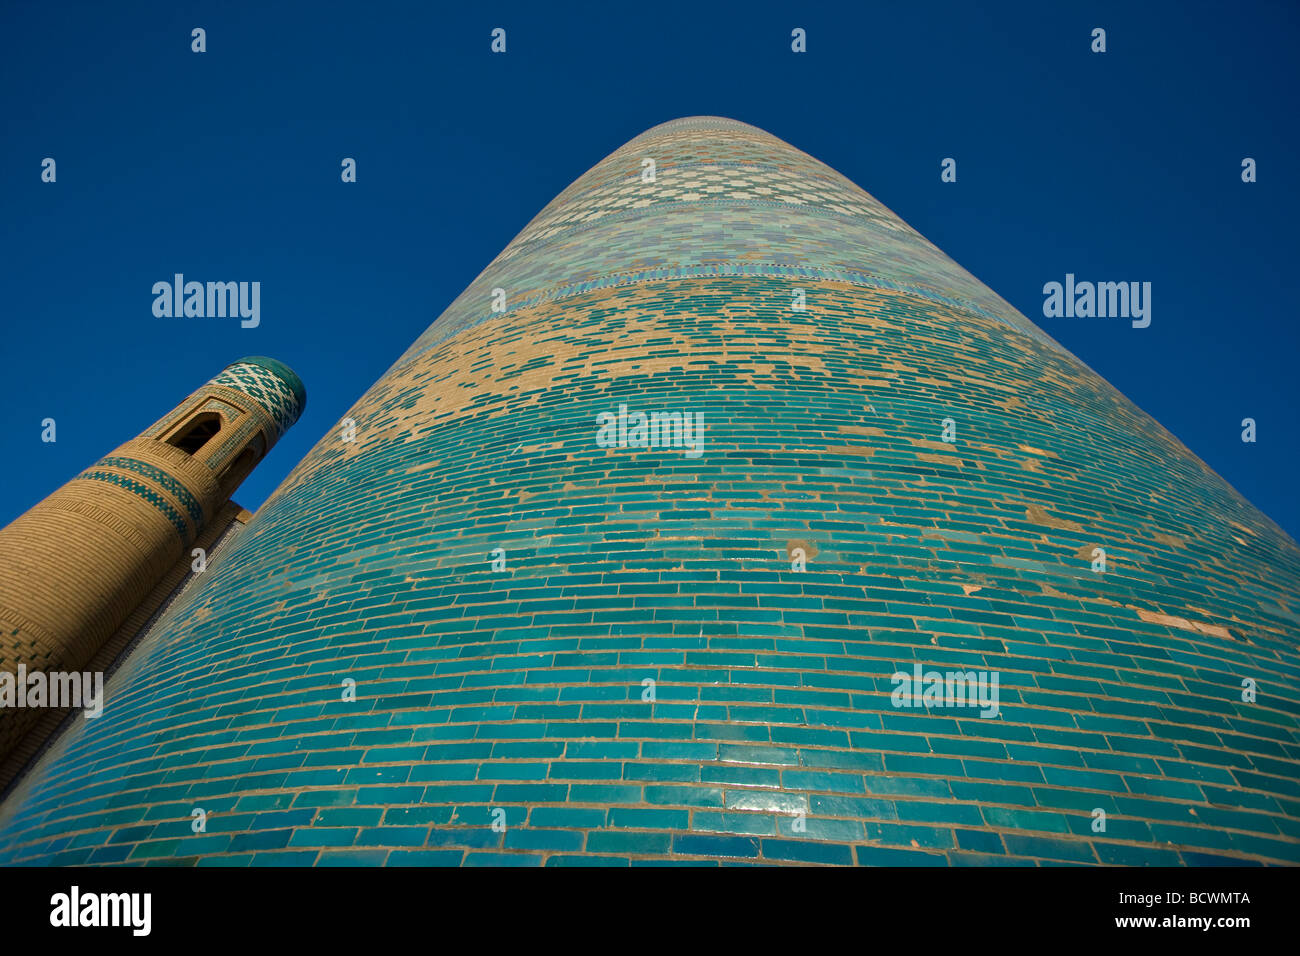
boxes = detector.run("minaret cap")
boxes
[208,356,307,437]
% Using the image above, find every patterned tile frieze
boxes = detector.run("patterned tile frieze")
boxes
[96,456,206,526]
[209,361,304,440]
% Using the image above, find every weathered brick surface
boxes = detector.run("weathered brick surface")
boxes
[0,118,1296,866]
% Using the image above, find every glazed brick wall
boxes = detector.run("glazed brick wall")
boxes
[0,118,1295,867]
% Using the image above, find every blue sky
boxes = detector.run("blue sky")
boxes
[2,0,1297,539]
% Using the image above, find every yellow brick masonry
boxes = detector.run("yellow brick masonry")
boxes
[0,502,251,792]
[0,363,300,767]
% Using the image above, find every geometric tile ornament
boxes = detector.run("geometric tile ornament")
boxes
[207,358,305,441]
[1,117,1297,866]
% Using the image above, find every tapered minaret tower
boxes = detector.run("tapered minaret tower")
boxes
[0,119,1296,867]
[0,357,304,780]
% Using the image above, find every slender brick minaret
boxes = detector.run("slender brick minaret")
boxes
[0,120,1297,866]
[0,357,304,771]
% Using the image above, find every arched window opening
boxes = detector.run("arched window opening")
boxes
[166,412,222,455]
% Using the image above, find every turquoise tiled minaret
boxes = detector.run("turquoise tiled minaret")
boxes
[1,117,1297,866]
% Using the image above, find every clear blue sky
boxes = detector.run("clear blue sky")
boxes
[2,1,1297,539]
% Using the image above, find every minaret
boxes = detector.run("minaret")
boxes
[0,120,1296,866]
[0,357,305,771]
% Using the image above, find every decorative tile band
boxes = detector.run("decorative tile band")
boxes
[208,358,305,440]
[97,456,204,525]
[76,470,190,542]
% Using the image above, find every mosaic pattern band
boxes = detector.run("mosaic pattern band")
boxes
[392,117,1049,368]
[75,470,192,543]
[95,457,206,526]
[0,117,1296,867]
[205,358,305,441]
